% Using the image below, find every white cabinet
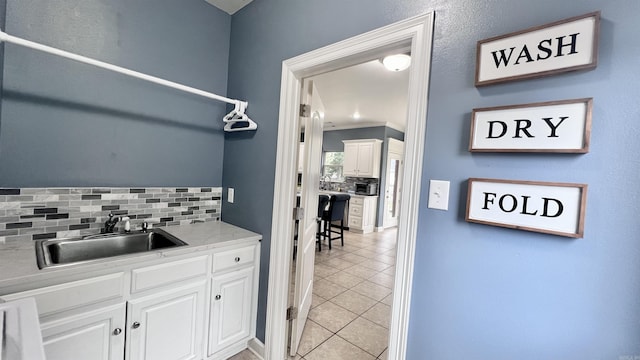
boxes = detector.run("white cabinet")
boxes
[209,267,254,355]
[208,244,259,359]
[342,139,382,178]
[1,273,127,360]
[0,242,260,360]
[127,281,207,360]
[43,281,207,360]
[0,298,46,360]
[348,196,378,234]
[40,304,125,360]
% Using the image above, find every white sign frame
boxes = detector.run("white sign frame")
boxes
[475,11,600,86]
[466,178,587,238]
[469,98,592,153]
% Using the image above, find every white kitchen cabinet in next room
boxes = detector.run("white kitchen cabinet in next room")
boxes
[342,139,383,178]
[348,195,378,234]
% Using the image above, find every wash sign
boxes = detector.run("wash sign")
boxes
[475,12,600,86]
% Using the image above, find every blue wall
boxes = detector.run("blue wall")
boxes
[322,126,386,152]
[223,0,640,357]
[0,0,231,187]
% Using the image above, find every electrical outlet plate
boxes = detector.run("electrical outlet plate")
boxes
[227,188,234,203]
[428,180,450,210]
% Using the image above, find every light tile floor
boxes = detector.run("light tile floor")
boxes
[230,228,397,360]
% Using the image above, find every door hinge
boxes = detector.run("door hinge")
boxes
[293,207,304,220]
[286,306,298,320]
[299,104,311,117]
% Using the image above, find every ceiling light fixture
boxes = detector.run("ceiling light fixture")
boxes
[352,111,361,120]
[382,54,411,71]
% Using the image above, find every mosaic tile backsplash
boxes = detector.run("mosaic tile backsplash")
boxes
[0,187,222,244]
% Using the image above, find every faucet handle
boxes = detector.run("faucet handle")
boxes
[121,217,131,232]
[141,222,149,233]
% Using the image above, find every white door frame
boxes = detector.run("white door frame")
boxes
[266,13,434,360]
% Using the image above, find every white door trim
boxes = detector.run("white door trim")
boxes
[383,138,405,229]
[266,13,435,360]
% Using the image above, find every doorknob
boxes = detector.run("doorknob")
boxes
[132,322,141,329]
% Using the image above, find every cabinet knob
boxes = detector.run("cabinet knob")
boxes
[113,328,122,336]
[215,294,221,300]
[234,257,240,262]
[132,321,141,329]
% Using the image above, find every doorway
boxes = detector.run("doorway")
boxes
[288,63,409,358]
[266,13,434,360]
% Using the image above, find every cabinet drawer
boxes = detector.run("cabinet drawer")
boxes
[1,273,125,317]
[349,216,363,228]
[350,197,364,206]
[349,204,363,216]
[212,245,255,273]
[131,255,209,293]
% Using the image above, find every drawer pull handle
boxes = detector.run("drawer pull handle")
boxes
[132,322,141,329]
[215,294,222,300]
[234,257,241,262]
[113,328,122,336]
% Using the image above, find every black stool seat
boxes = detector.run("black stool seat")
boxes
[316,195,330,251]
[321,194,350,249]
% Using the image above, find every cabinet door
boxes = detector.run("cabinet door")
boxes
[208,267,254,356]
[362,198,375,229]
[40,304,126,360]
[342,142,359,176]
[126,280,207,360]
[356,142,375,177]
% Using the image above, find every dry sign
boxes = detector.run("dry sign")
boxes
[469,98,592,153]
[475,12,600,86]
[466,178,587,238]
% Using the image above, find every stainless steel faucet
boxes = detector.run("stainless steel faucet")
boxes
[103,213,119,233]
[321,175,331,190]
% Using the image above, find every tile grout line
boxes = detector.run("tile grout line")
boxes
[301,229,396,359]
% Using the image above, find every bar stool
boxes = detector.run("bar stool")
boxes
[321,194,350,250]
[316,195,330,251]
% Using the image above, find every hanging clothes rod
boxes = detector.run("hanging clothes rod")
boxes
[0,30,257,132]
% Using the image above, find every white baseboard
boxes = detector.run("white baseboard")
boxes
[247,338,265,359]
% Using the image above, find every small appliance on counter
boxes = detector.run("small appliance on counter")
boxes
[355,182,378,196]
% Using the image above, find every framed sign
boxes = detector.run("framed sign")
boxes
[475,11,600,86]
[469,98,592,153]
[466,178,587,238]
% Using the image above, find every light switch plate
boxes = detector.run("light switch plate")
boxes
[428,180,450,210]
[227,188,234,203]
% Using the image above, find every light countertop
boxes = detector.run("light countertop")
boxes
[0,221,261,292]
[318,190,377,198]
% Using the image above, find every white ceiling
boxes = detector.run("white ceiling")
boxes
[204,0,253,15]
[310,59,410,132]
[202,0,410,132]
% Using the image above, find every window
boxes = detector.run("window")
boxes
[322,152,344,182]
